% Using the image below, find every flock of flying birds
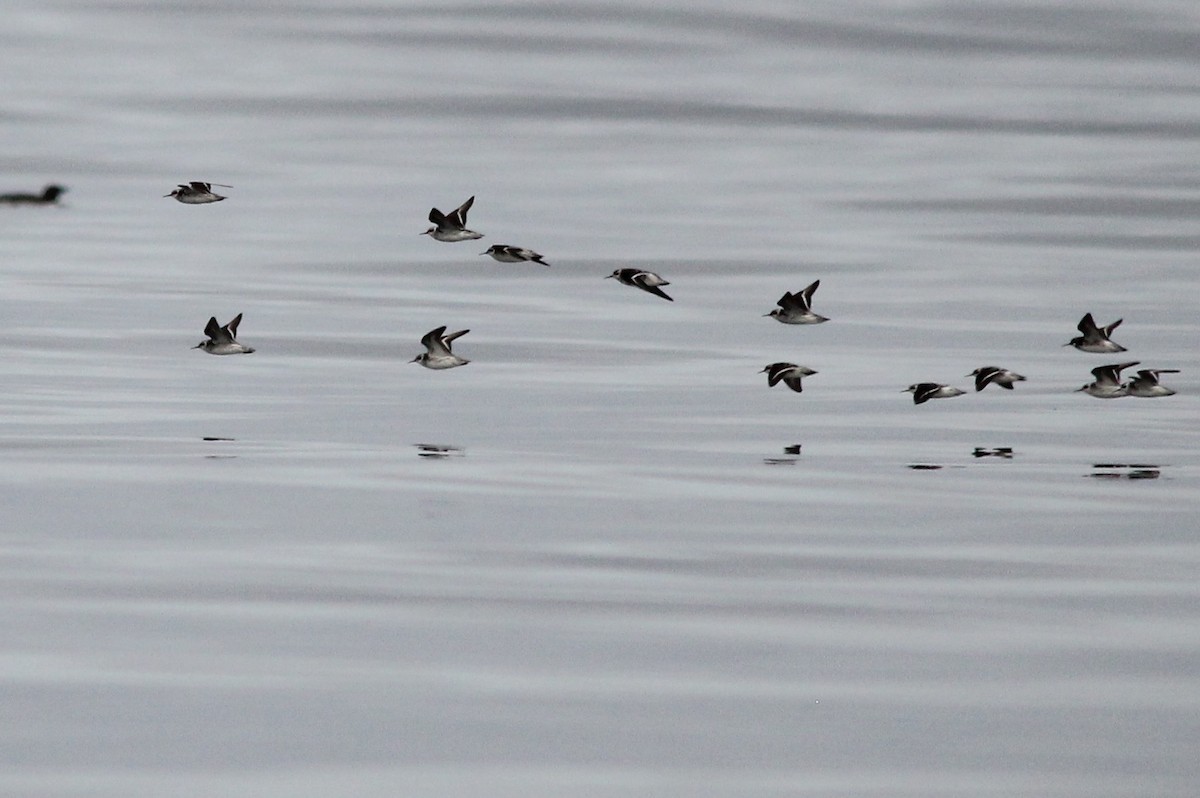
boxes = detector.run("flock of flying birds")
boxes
[173,187,681,367]
[893,312,1181,404]
[759,285,1178,403]
[2,183,1182,399]
[1061,314,1179,399]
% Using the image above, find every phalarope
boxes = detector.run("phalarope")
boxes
[1066,313,1126,353]
[1126,368,1179,398]
[193,313,255,354]
[411,326,470,369]
[967,366,1026,391]
[165,181,230,204]
[765,280,828,324]
[481,244,549,266]
[761,362,817,393]
[421,196,483,241]
[606,268,673,301]
[904,383,966,405]
[1076,361,1138,398]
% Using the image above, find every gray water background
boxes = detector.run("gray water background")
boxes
[2,1,1199,796]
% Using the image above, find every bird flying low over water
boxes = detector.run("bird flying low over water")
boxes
[481,245,550,266]
[967,366,1026,391]
[422,196,483,241]
[1066,313,1126,353]
[411,326,470,369]
[1076,361,1138,398]
[904,383,966,405]
[761,362,817,393]
[165,181,231,204]
[606,268,673,301]
[193,313,255,354]
[1126,368,1179,398]
[765,279,828,324]
[0,184,67,205]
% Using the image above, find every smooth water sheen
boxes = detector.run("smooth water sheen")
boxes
[2,2,1198,796]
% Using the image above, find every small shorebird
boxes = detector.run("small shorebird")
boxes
[421,196,482,241]
[904,383,966,405]
[0,184,67,205]
[967,366,1026,392]
[165,181,230,204]
[481,244,549,266]
[765,280,828,324]
[1076,361,1138,398]
[1126,368,1179,398]
[761,362,817,393]
[193,313,255,354]
[606,268,673,301]
[411,326,470,369]
[1066,313,1126,353]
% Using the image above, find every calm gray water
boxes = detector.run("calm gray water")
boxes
[2,1,1199,796]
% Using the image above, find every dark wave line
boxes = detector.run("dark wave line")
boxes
[119,94,1200,139]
